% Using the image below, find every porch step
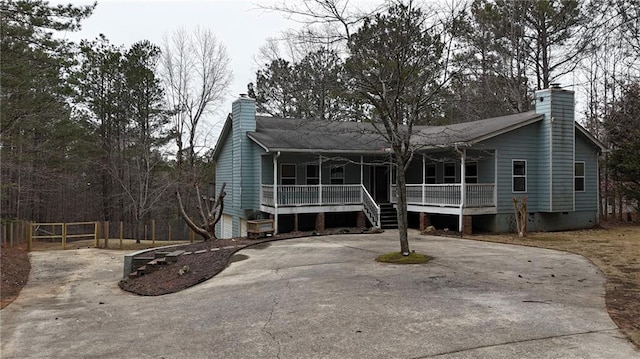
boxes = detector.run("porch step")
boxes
[379,203,398,229]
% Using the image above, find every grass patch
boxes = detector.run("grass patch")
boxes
[375,251,432,264]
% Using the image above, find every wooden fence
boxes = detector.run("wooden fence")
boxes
[1,220,29,248]
[1,220,198,251]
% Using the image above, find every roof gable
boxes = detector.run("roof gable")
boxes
[211,114,232,161]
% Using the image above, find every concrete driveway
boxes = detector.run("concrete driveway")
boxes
[1,231,638,359]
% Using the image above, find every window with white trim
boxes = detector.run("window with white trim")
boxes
[575,162,585,192]
[425,164,436,184]
[512,160,527,192]
[465,162,478,184]
[443,163,456,183]
[330,165,344,184]
[306,164,319,185]
[281,164,296,185]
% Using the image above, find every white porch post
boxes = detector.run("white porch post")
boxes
[459,148,466,233]
[360,155,364,202]
[273,152,279,234]
[422,154,426,204]
[318,155,323,205]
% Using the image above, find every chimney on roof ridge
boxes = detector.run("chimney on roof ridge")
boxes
[239,93,248,98]
[550,83,561,89]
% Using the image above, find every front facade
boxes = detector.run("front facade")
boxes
[213,86,605,238]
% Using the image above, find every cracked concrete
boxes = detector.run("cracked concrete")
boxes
[1,230,638,358]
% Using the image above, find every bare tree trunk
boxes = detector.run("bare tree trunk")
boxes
[395,155,410,255]
[176,183,226,241]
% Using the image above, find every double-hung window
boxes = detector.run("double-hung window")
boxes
[330,165,345,184]
[306,164,319,185]
[575,162,585,192]
[425,164,436,184]
[443,163,456,183]
[512,160,527,192]
[281,164,296,185]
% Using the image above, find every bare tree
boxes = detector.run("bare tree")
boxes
[344,2,447,255]
[160,27,232,172]
[258,0,386,47]
[176,183,226,241]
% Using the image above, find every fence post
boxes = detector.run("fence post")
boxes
[168,224,171,242]
[27,222,32,252]
[144,224,148,242]
[62,223,67,250]
[152,219,156,248]
[1,223,6,247]
[119,221,124,250]
[94,222,100,248]
[104,221,109,249]
[10,222,15,248]
[190,229,194,243]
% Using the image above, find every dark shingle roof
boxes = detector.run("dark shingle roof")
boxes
[411,111,543,147]
[247,112,544,153]
[248,116,390,153]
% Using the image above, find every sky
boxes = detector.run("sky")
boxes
[54,0,304,144]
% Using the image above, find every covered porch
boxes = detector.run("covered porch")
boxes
[259,148,497,232]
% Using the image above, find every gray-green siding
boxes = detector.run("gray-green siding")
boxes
[575,131,599,212]
[535,88,576,212]
[480,121,543,213]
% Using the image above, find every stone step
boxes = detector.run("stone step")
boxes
[137,265,158,275]
[148,258,167,266]
[165,250,186,263]
[154,251,170,259]
[132,256,155,268]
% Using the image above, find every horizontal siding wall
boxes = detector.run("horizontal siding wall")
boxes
[537,118,552,212]
[241,141,261,210]
[480,122,543,213]
[550,92,575,212]
[575,131,599,211]
[217,131,235,214]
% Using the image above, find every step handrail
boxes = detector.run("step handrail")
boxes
[361,185,381,228]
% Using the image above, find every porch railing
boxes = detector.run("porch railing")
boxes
[465,184,496,207]
[260,184,380,228]
[260,184,363,207]
[392,183,495,208]
[362,187,381,228]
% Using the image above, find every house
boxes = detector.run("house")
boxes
[212,85,606,238]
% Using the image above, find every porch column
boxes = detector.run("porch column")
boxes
[360,156,364,202]
[459,148,466,233]
[318,155,323,205]
[422,154,426,185]
[422,154,426,204]
[273,152,279,234]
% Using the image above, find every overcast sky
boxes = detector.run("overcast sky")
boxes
[54,0,305,143]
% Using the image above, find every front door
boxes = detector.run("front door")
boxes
[372,166,389,203]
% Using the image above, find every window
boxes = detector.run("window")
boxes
[512,160,527,192]
[575,162,585,192]
[330,165,345,184]
[465,162,478,184]
[425,164,436,184]
[443,163,456,183]
[306,164,319,185]
[281,164,296,185]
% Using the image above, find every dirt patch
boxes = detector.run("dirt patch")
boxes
[1,245,31,309]
[465,224,640,349]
